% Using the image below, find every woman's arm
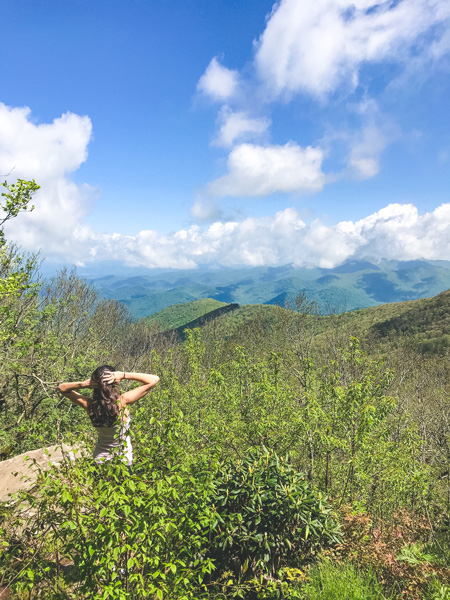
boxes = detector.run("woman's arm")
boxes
[103,371,160,406]
[58,379,93,394]
[58,379,93,409]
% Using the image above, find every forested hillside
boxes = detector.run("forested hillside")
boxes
[84,258,450,319]
[188,289,450,359]
[145,298,229,331]
[3,182,450,599]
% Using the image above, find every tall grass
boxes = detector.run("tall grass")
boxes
[297,560,389,600]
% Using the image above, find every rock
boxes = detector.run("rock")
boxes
[0,444,80,503]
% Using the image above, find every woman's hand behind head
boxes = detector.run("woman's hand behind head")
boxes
[101,371,115,385]
[101,371,123,385]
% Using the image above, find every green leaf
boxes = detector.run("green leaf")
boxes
[61,489,73,503]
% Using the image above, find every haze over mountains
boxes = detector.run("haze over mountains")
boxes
[61,258,450,320]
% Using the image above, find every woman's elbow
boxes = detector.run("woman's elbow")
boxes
[58,383,69,395]
[153,375,160,386]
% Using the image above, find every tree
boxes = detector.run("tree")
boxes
[0,179,40,297]
[0,179,39,245]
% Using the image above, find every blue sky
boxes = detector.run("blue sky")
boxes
[1,0,450,269]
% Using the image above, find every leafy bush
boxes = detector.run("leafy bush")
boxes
[1,416,217,600]
[207,447,341,580]
[1,424,343,599]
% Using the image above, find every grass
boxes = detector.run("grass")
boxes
[295,561,390,599]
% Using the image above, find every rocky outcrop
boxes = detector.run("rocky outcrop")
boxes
[0,444,77,503]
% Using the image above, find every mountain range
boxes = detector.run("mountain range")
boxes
[74,258,450,319]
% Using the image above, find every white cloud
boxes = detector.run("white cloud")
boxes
[0,103,95,259]
[430,26,450,59]
[348,121,390,179]
[191,195,224,222]
[207,142,326,197]
[319,98,397,180]
[255,0,450,98]
[213,107,271,148]
[0,104,91,179]
[47,202,450,269]
[2,104,449,271]
[197,57,240,102]
[71,209,309,268]
[346,203,450,261]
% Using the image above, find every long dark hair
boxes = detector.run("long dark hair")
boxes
[89,364,121,426]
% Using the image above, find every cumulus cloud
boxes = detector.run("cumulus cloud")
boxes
[1,97,448,272]
[197,57,240,102]
[0,102,95,260]
[213,107,271,148]
[69,208,308,268]
[255,0,450,98]
[196,0,437,206]
[207,142,326,197]
[0,104,91,179]
[34,202,450,269]
[344,203,450,261]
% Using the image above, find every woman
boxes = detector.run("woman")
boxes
[58,366,159,466]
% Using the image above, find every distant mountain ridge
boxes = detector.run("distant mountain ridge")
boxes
[83,258,450,319]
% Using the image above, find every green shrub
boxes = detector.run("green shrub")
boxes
[1,416,217,600]
[1,425,343,599]
[207,447,341,580]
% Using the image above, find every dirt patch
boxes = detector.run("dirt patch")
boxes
[0,586,11,599]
